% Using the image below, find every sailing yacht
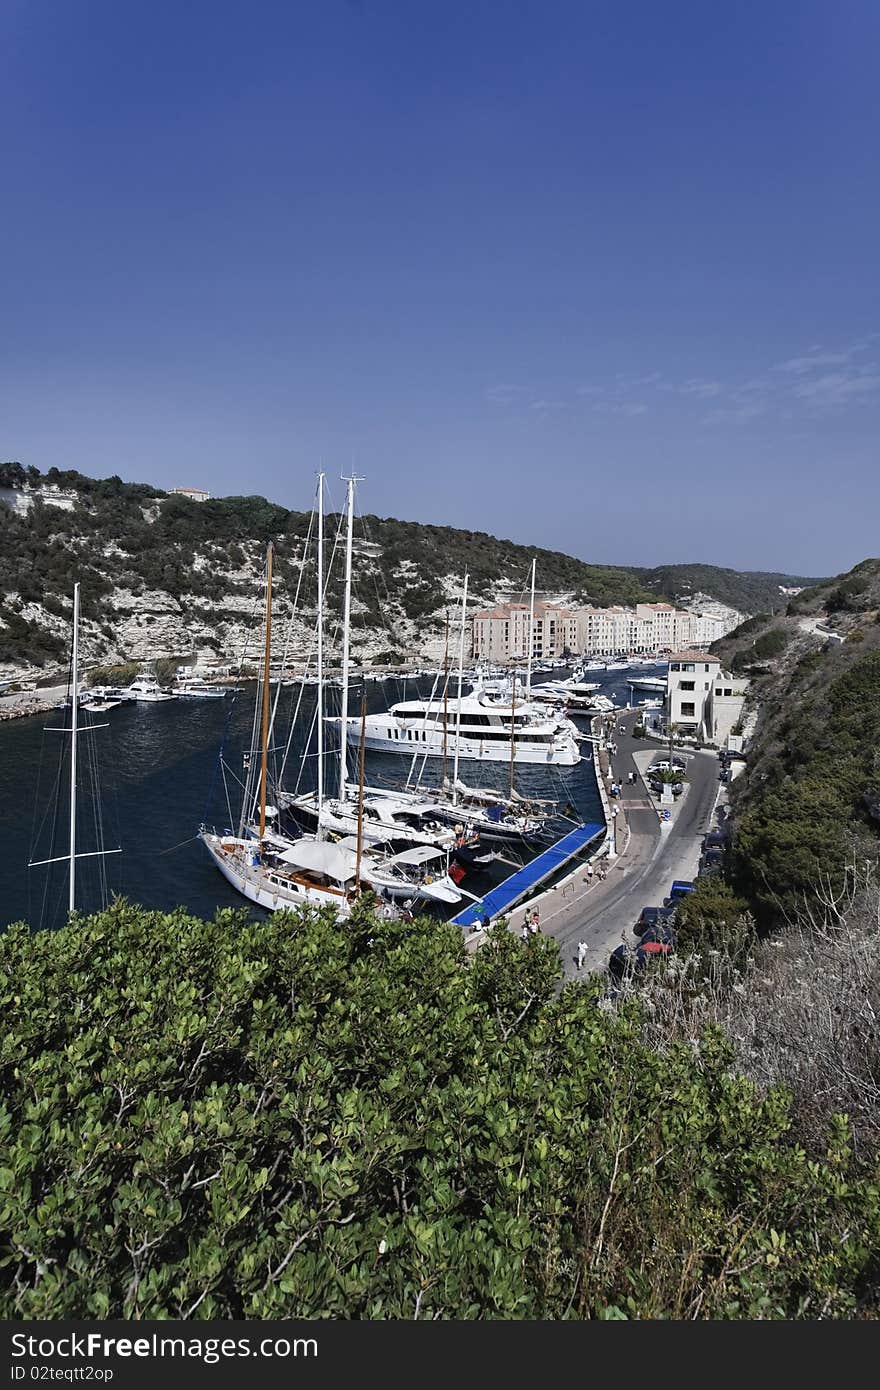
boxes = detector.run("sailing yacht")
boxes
[201,485,364,919]
[28,584,121,919]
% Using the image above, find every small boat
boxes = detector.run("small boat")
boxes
[123,674,177,702]
[81,697,123,712]
[627,676,668,693]
[174,678,229,699]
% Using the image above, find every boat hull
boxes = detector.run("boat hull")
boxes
[201,833,351,918]
[344,726,580,766]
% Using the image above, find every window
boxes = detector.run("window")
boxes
[724,688,732,697]
[670,663,680,671]
[680,702,696,717]
[680,680,695,691]
[715,688,722,696]
[682,663,695,672]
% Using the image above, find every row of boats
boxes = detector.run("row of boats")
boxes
[74,674,230,711]
[200,482,605,921]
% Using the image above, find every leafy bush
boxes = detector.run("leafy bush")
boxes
[1,900,878,1318]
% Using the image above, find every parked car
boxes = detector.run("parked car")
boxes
[639,922,677,948]
[608,942,638,983]
[702,829,728,850]
[608,939,673,983]
[701,846,724,865]
[669,880,695,899]
[634,904,677,936]
[651,758,687,773]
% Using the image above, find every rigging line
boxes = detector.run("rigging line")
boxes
[241,547,274,832]
[403,665,445,790]
[266,505,315,769]
[36,655,73,932]
[156,834,201,857]
[201,694,240,828]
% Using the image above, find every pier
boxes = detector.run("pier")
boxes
[451,821,605,929]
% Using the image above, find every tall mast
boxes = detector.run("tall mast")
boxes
[337,475,360,804]
[441,610,450,785]
[451,573,468,806]
[68,582,80,912]
[525,556,536,697]
[316,472,325,833]
[355,695,367,890]
[509,662,517,799]
[258,544,273,841]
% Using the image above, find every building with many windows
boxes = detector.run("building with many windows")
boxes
[665,651,748,744]
[472,599,731,661]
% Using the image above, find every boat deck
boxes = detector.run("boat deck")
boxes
[451,821,605,929]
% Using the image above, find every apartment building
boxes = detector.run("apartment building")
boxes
[472,602,578,662]
[665,651,748,744]
[473,599,729,660]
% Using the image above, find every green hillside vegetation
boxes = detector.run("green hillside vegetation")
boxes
[1,899,877,1320]
[1,464,822,667]
[707,560,880,928]
[632,563,823,616]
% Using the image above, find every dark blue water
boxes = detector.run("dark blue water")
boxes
[0,667,650,930]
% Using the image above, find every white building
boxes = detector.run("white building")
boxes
[665,650,748,744]
[170,487,211,502]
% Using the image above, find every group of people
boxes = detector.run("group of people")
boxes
[519,907,541,940]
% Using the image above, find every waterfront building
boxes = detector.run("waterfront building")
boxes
[473,598,732,661]
[665,651,748,743]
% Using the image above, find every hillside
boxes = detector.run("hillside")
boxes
[707,559,880,926]
[0,462,822,677]
[632,562,823,616]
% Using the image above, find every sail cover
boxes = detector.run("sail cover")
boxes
[278,840,358,882]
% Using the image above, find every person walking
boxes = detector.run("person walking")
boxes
[585,862,594,883]
[576,940,588,970]
[530,907,540,934]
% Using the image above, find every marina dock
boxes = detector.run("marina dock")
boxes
[451,821,605,929]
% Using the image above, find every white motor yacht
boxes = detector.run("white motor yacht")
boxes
[123,674,177,702]
[175,678,229,699]
[330,689,581,766]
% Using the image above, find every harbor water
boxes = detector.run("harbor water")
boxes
[0,667,655,932]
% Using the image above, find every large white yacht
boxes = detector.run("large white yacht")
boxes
[331,689,581,766]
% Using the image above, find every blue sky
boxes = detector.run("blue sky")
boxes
[2,0,878,577]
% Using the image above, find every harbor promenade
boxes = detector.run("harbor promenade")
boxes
[466,708,721,980]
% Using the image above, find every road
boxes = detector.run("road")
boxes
[491,710,721,978]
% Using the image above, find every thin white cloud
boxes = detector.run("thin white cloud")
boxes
[775,352,853,373]
[791,370,880,405]
[529,398,566,412]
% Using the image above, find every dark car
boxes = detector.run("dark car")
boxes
[669,880,695,899]
[634,904,677,936]
[639,922,677,948]
[608,942,638,983]
[702,829,728,850]
[701,846,724,864]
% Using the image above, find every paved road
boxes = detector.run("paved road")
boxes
[542,711,720,977]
